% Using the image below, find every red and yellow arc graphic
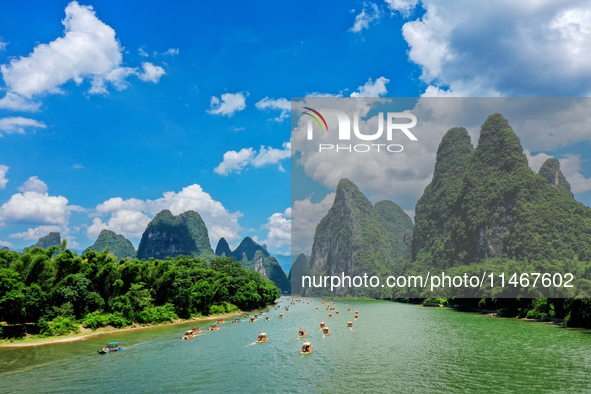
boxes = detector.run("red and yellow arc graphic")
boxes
[303,107,328,132]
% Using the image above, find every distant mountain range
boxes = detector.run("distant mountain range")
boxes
[25,209,290,294]
[214,236,290,294]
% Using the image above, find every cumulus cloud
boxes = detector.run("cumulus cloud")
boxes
[0,92,41,111]
[10,225,63,241]
[291,193,335,254]
[139,62,165,83]
[385,0,419,16]
[261,208,291,250]
[214,142,291,175]
[2,2,127,97]
[1,192,71,226]
[161,48,179,56]
[0,165,8,190]
[255,97,291,121]
[87,210,152,239]
[214,148,255,175]
[18,176,48,194]
[207,92,248,116]
[350,2,382,33]
[350,76,390,97]
[251,142,291,170]
[0,117,46,136]
[0,239,13,248]
[0,1,167,105]
[399,0,591,96]
[89,184,243,244]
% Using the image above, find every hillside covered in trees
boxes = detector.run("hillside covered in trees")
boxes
[0,245,279,339]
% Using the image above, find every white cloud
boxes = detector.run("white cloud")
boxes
[139,62,165,83]
[1,2,128,97]
[138,47,148,57]
[95,197,147,215]
[400,0,591,96]
[64,238,80,249]
[0,239,13,248]
[87,210,152,239]
[262,208,291,250]
[255,97,290,121]
[161,48,179,56]
[73,163,84,169]
[251,142,291,170]
[305,92,344,98]
[0,165,8,190]
[350,76,390,97]
[0,92,41,111]
[89,184,243,244]
[0,192,71,226]
[10,225,63,241]
[207,92,248,116]
[0,41,7,51]
[350,2,382,33]
[215,142,291,175]
[0,117,46,136]
[18,176,48,194]
[0,1,167,102]
[385,0,419,16]
[214,148,255,175]
[291,193,335,254]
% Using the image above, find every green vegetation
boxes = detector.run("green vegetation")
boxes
[0,247,279,339]
[137,210,215,260]
[412,114,591,267]
[86,229,136,260]
[31,232,61,249]
[304,178,413,297]
[397,113,591,328]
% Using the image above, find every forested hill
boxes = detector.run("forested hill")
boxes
[0,247,279,339]
[304,178,413,296]
[85,229,136,260]
[412,113,591,268]
[214,237,290,294]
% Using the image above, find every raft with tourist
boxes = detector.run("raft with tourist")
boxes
[98,342,123,354]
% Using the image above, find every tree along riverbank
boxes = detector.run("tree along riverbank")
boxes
[0,304,275,348]
[0,247,280,342]
[395,297,591,328]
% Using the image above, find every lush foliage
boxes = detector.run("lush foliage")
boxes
[304,178,413,297]
[86,229,137,260]
[137,210,215,260]
[0,248,279,338]
[412,114,591,268]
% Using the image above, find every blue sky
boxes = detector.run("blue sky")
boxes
[1,0,591,255]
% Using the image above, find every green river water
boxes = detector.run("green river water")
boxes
[1,298,591,393]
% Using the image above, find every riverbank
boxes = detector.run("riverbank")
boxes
[418,301,566,325]
[0,306,271,348]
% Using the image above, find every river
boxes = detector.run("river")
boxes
[1,298,591,392]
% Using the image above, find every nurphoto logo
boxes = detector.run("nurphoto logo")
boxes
[303,107,418,152]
